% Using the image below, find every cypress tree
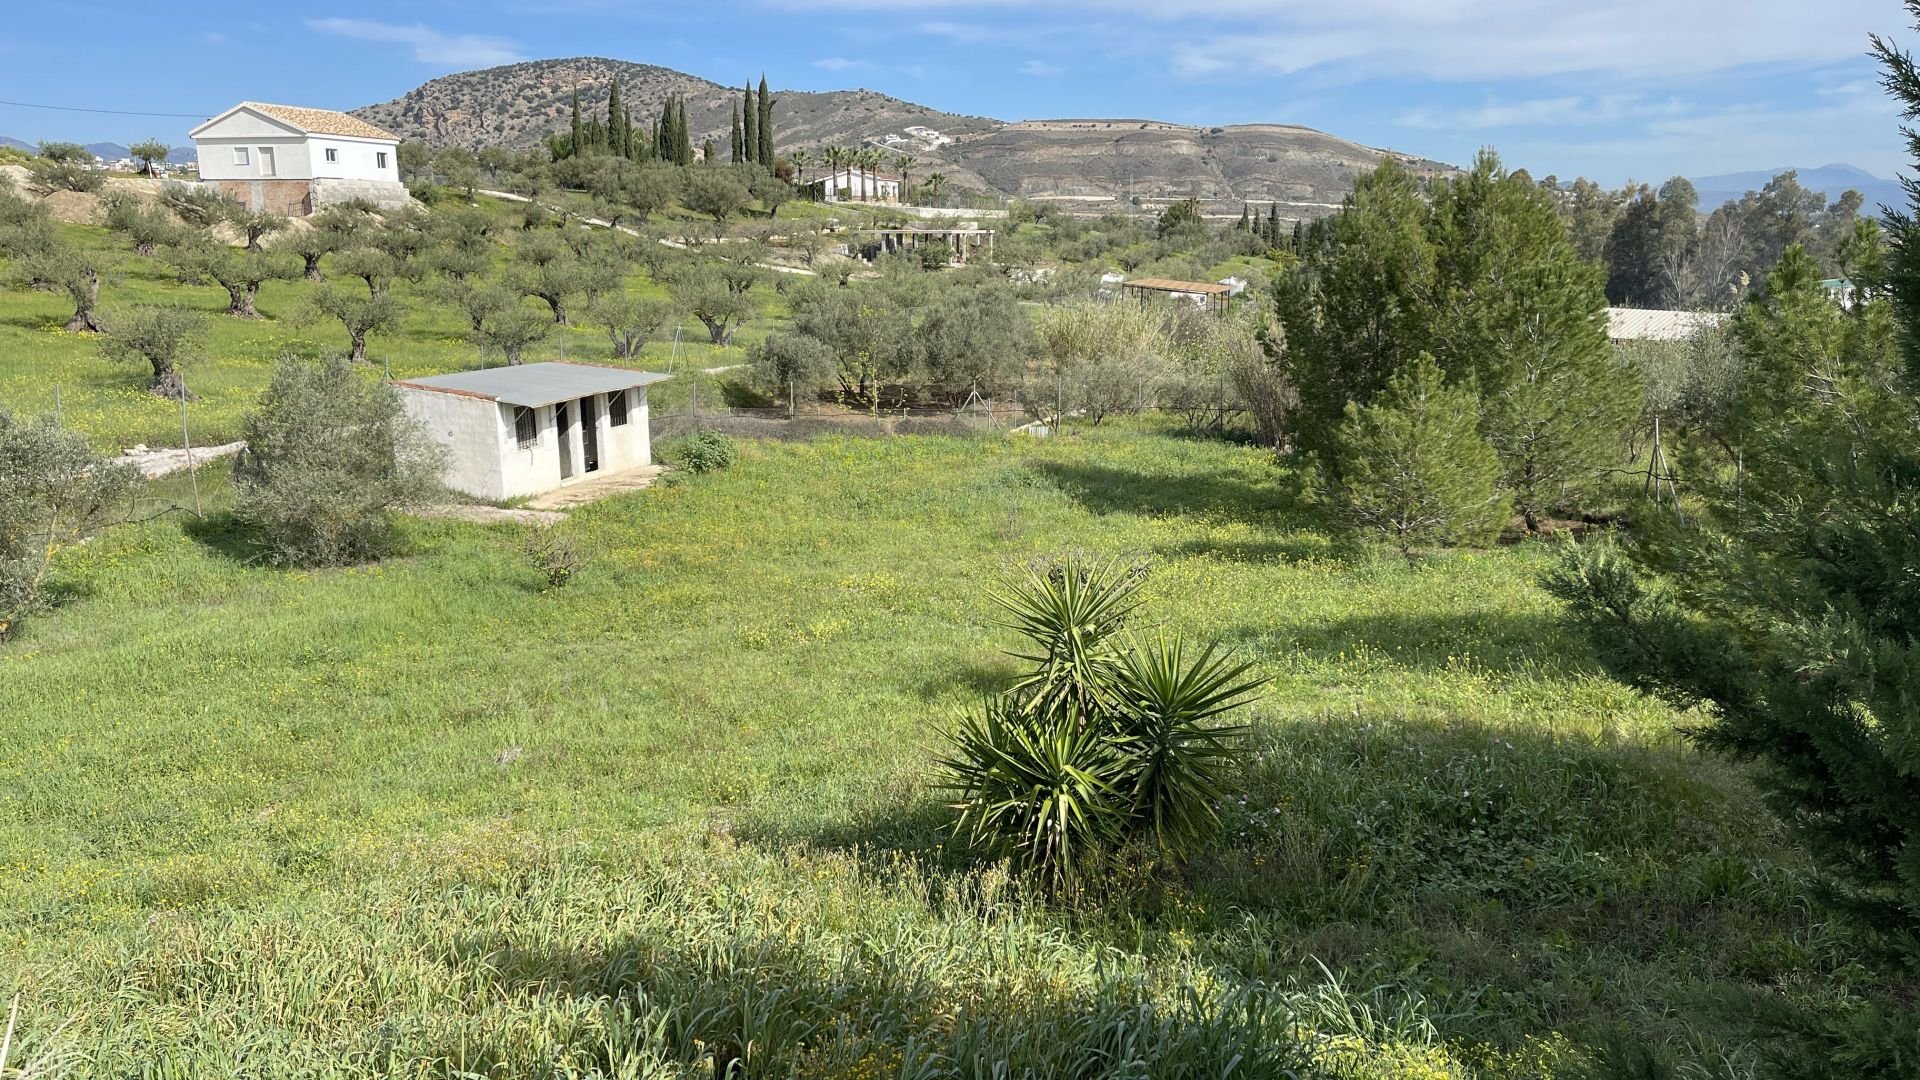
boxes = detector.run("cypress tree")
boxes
[657,98,673,161]
[607,81,623,157]
[1237,204,1250,232]
[569,89,583,159]
[757,75,774,166]
[1266,204,1280,247]
[702,138,716,165]
[743,82,757,167]
[731,103,744,164]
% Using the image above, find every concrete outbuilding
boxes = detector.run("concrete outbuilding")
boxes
[395,362,670,502]
[189,101,409,216]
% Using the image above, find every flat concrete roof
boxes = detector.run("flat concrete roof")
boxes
[395,362,671,409]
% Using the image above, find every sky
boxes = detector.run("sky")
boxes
[0,0,1912,186]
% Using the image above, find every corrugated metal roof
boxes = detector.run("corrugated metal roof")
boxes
[1606,307,1725,342]
[1124,277,1236,295]
[395,362,671,408]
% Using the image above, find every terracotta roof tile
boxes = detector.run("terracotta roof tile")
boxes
[242,102,398,142]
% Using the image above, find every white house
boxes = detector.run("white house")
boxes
[395,362,670,501]
[1605,307,1725,343]
[805,167,902,204]
[189,101,409,216]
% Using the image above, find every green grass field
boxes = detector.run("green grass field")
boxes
[0,206,1863,1077]
[0,410,1854,1076]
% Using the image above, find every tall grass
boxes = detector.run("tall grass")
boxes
[0,397,1859,1072]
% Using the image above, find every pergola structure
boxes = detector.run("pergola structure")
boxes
[1121,277,1236,315]
[853,227,996,266]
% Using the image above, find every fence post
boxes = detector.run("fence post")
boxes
[179,379,200,516]
[53,384,61,427]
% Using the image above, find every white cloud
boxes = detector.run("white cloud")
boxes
[1398,94,1689,131]
[1020,59,1064,77]
[813,56,867,71]
[783,0,1894,83]
[305,18,524,67]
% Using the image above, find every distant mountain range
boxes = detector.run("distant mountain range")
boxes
[352,56,1455,215]
[0,136,196,163]
[1690,164,1904,216]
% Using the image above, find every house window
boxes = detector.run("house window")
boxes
[233,147,249,166]
[376,151,389,169]
[608,390,629,427]
[513,406,538,448]
[324,148,338,163]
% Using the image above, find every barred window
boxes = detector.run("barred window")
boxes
[608,389,629,427]
[513,406,538,448]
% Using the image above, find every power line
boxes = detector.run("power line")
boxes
[0,98,208,119]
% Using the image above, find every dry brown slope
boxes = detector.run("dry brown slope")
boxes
[948,120,1453,214]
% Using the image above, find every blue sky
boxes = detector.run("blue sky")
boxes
[0,0,1910,185]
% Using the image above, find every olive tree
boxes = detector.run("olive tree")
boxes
[470,299,554,366]
[233,355,444,567]
[0,409,137,641]
[97,305,206,399]
[170,241,292,318]
[306,284,402,363]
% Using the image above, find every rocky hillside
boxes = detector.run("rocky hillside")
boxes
[354,58,998,158]
[353,58,1451,216]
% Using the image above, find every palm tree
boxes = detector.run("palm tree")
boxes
[792,148,813,187]
[824,145,851,200]
[925,172,947,206]
[859,147,883,202]
[893,154,919,205]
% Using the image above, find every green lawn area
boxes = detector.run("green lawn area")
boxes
[0,211,775,453]
[0,408,1845,1075]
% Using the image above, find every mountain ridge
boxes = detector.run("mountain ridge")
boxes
[349,56,1453,215]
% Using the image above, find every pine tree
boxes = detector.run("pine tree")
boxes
[757,75,775,166]
[1272,161,1438,458]
[730,103,744,164]
[1545,214,1918,1073]
[1323,352,1506,560]
[742,81,757,167]
[1426,150,1639,531]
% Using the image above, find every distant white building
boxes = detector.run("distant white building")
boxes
[395,362,669,501]
[189,101,409,216]
[805,167,902,204]
[1605,308,1724,343]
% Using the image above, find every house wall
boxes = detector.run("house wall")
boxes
[196,132,313,181]
[193,110,399,184]
[404,386,656,502]
[205,179,313,216]
[400,388,508,500]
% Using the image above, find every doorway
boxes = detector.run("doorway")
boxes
[579,396,601,473]
[556,401,573,480]
[258,147,276,177]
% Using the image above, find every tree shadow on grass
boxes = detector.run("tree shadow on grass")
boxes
[1036,460,1308,528]
[182,510,268,565]
[1220,608,1596,679]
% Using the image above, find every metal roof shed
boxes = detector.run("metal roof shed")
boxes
[394,362,670,502]
[395,362,671,408]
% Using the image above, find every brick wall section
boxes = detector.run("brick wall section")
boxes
[208,180,313,217]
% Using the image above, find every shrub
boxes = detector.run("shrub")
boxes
[940,557,1263,890]
[0,409,137,640]
[1321,352,1507,559]
[26,142,102,194]
[233,355,444,567]
[667,430,737,474]
[520,525,584,590]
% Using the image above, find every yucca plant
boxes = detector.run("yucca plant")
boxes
[936,696,1126,892]
[990,557,1146,719]
[1110,635,1264,853]
[944,559,1266,887]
